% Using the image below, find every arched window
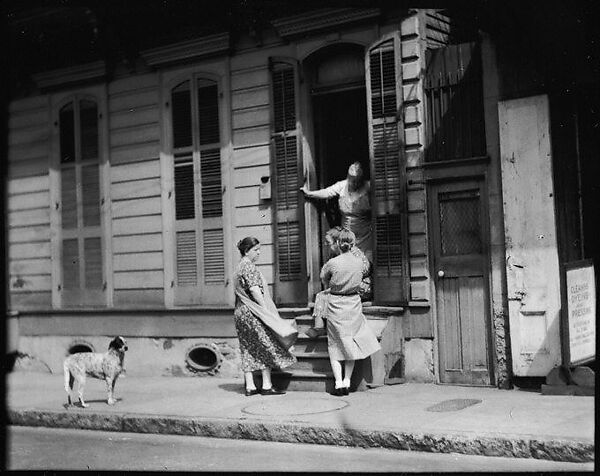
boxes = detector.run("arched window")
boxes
[58,97,105,306]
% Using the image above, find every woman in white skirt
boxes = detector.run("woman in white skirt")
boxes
[320,228,381,396]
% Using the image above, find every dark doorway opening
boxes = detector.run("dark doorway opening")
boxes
[312,88,369,265]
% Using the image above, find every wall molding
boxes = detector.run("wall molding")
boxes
[140,32,230,67]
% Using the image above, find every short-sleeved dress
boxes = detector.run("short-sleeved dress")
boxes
[234,258,297,372]
[320,251,381,361]
[323,180,372,262]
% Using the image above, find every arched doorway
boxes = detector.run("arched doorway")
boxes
[304,43,369,266]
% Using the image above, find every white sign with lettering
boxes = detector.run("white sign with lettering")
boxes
[565,262,596,365]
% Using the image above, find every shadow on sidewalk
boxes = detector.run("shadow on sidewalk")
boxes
[218,383,245,395]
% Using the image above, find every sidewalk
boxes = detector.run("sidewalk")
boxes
[5,372,595,463]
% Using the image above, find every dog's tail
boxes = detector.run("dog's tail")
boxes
[63,360,74,405]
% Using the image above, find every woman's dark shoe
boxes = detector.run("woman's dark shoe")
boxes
[342,387,350,396]
[245,388,260,396]
[260,388,286,395]
[330,387,345,397]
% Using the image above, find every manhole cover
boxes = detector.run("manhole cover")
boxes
[242,398,348,416]
[426,398,482,412]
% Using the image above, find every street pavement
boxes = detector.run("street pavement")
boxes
[5,372,595,463]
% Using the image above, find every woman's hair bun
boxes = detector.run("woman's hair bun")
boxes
[237,236,260,256]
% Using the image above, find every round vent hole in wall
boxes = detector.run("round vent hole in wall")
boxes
[68,343,94,355]
[186,345,221,373]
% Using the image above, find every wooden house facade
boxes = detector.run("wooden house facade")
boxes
[6,4,597,387]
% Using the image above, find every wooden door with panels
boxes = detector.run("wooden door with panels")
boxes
[429,178,493,385]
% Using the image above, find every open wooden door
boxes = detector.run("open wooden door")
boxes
[270,59,307,305]
[365,33,409,304]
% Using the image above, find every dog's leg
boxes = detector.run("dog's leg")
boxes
[63,361,73,406]
[106,377,117,405]
[77,376,89,408]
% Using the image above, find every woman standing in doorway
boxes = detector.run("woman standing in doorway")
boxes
[233,237,297,396]
[300,161,372,262]
[320,229,380,396]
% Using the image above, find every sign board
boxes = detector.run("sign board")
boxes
[562,260,596,366]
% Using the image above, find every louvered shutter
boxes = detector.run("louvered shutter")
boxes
[172,78,226,305]
[270,59,306,305]
[59,98,104,306]
[365,35,409,304]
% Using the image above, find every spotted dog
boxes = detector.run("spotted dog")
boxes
[63,336,128,407]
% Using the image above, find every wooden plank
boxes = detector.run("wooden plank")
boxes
[230,44,291,71]
[110,106,159,130]
[8,157,49,178]
[427,29,449,46]
[409,257,429,278]
[7,175,49,195]
[112,196,162,218]
[402,83,420,103]
[111,159,160,183]
[404,105,420,124]
[407,190,425,212]
[8,225,51,243]
[231,86,270,111]
[401,40,419,59]
[9,242,51,259]
[405,149,422,168]
[108,73,159,95]
[233,225,273,246]
[426,13,451,34]
[8,208,50,227]
[110,123,160,148]
[232,145,270,168]
[233,125,270,148]
[112,177,161,200]
[113,251,163,271]
[405,126,421,147]
[8,125,49,147]
[7,192,49,211]
[114,270,164,289]
[402,61,420,81]
[113,215,163,236]
[10,258,52,275]
[17,311,237,337]
[232,105,270,130]
[9,292,52,309]
[400,14,419,36]
[9,108,49,130]
[234,206,272,227]
[408,212,426,233]
[109,90,159,112]
[231,67,269,91]
[409,235,427,256]
[110,142,160,164]
[233,186,262,207]
[113,233,163,253]
[233,164,270,187]
[9,96,47,113]
[113,289,165,307]
[8,142,48,162]
[9,274,52,291]
[410,280,430,301]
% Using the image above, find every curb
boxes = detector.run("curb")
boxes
[8,408,594,463]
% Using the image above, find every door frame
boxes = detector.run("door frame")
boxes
[424,157,496,385]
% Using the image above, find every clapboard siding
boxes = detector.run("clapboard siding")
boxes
[112,177,161,200]
[9,125,49,147]
[8,225,51,243]
[10,242,51,259]
[235,206,271,227]
[110,159,160,183]
[232,86,270,110]
[234,225,273,246]
[113,252,163,271]
[113,289,165,307]
[113,233,163,253]
[233,164,270,187]
[232,145,270,168]
[7,192,50,211]
[233,186,263,207]
[8,157,50,178]
[111,142,160,164]
[232,105,270,130]
[111,123,160,148]
[110,105,159,130]
[114,270,164,289]
[7,175,49,195]
[231,66,269,91]
[233,125,271,148]
[9,274,52,291]
[11,293,52,308]
[8,204,50,228]
[112,196,162,218]
[10,258,52,275]
[8,141,49,162]
[112,215,163,236]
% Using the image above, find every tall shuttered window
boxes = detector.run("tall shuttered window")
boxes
[366,35,409,304]
[171,77,226,305]
[59,98,105,306]
[270,59,306,305]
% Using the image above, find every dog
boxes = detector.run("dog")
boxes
[63,336,128,407]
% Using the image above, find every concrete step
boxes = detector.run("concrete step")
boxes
[272,368,333,392]
[293,336,328,354]
[292,352,331,373]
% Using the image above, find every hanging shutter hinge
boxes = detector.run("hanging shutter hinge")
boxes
[55,202,60,210]
[57,284,62,291]
[103,282,107,291]
[170,280,174,288]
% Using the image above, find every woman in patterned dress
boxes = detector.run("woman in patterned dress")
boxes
[233,237,297,396]
[320,229,381,396]
[301,161,372,262]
